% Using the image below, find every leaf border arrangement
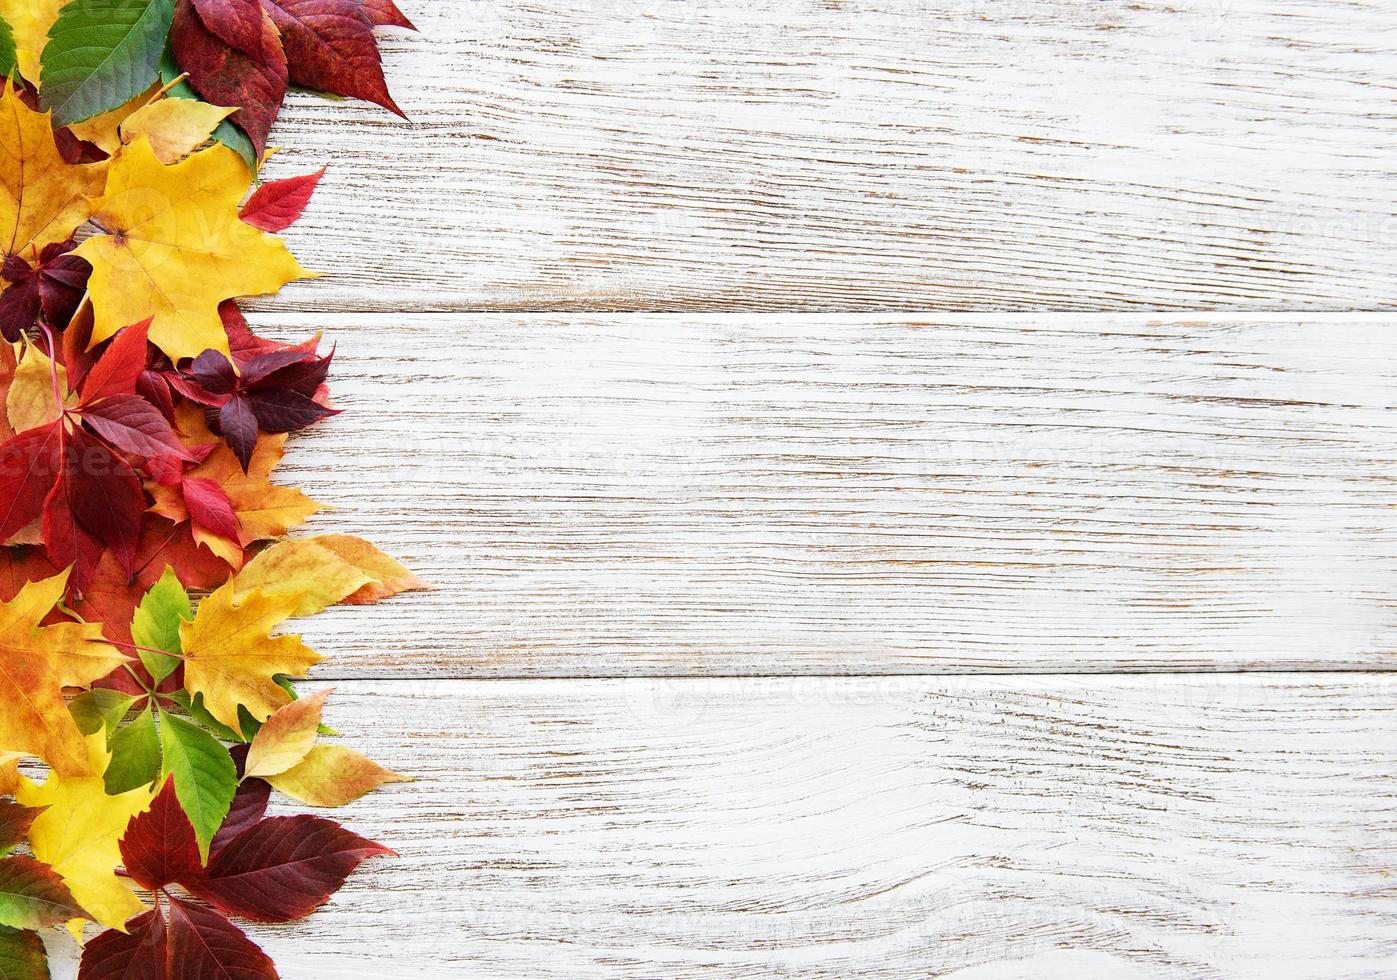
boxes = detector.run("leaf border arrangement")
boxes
[0,1,423,977]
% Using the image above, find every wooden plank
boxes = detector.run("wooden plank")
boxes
[258,312,1397,677]
[213,675,1397,978]
[256,0,1397,313]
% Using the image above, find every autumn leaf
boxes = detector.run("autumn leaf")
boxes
[242,687,330,778]
[0,800,43,855]
[119,777,203,890]
[67,86,162,155]
[238,166,324,232]
[0,82,107,260]
[0,239,91,342]
[178,343,338,470]
[6,342,67,432]
[0,855,87,931]
[231,534,425,616]
[166,894,277,978]
[76,908,166,980]
[267,744,407,808]
[0,570,127,776]
[190,0,278,62]
[171,0,287,158]
[119,97,237,164]
[0,925,48,980]
[0,0,65,84]
[76,135,315,361]
[40,0,176,127]
[361,0,415,30]
[187,813,393,922]
[260,0,404,115]
[17,732,154,932]
[180,580,321,729]
[150,403,322,566]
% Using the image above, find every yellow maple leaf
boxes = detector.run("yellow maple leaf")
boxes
[0,0,65,85]
[0,82,106,259]
[120,99,236,164]
[18,733,153,935]
[180,583,322,730]
[0,571,127,776]
[75,137,315,361]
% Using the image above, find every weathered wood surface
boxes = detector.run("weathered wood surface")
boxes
[229,677,1397,978]
[254,313,1397,678]
[255,0,1397,313]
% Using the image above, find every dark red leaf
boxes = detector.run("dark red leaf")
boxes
[211,782,270,857]
[191,0,279,60]
[238,167,325,232]
[218,396,260,471]
[0,855,85,928]
[63,429,147,577]
[0,242,91,341]
[137,369,178,423]
[0,423,62,542]
[360,0,415,29]
[81,320,153,405]
[0,275,39,343]
[187,350,239,396]
[82,395,195,461]
[240,350,316,386]
[77,909,166,980]
[0,799,44,853]
[42,473,104,590]
[182,476,242,542]
[165,896,277,980]
[189,814,393,922]
[36,251,91,328]
[173,0,289,158]
[250,348,331,398]
[247,387,338,433]
[119,778,204,891]
[260,0,404,115]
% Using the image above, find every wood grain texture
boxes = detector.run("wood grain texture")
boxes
[191,675,1397,979]
[256,312,1397,677]
[254,0,1397,314]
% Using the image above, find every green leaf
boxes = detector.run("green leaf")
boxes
[68,690,136,736]
[131,566,191,685]
[40,0,176,127]
[105,707,161,795]
[0,15,17,81]
[160,45,257,172]
[168,691,244,743]
[158,710,236,862]
[0,926,47,980]
[0,856,85,931]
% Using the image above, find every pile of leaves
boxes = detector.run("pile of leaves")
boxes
[0,1,420,977]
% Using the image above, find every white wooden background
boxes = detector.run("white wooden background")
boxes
[128,0,1397,976]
